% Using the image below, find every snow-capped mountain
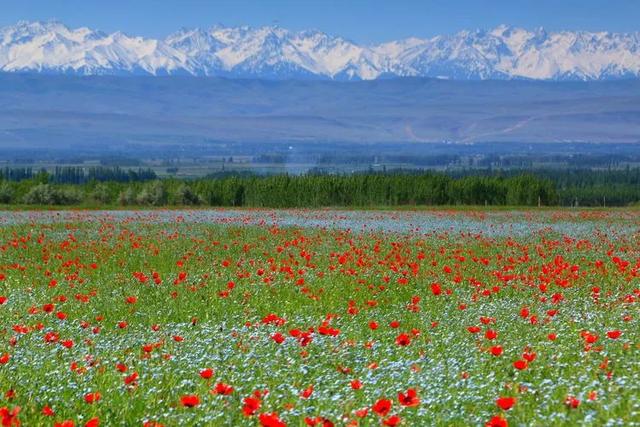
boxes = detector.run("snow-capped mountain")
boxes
[0,21,200,75]
[1,20,639,80]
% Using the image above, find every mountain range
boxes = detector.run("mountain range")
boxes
[1,20,640,80]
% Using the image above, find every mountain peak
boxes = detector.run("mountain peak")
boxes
[490,24,517,36]
[0,21,638,80]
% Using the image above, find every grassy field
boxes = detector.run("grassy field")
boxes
[0,209,638,426]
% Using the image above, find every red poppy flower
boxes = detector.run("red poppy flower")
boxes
[430,283,442,296]
[512,360,528,370]
[486,415,508,427]
[607,330,622,339]
[304,416,334,427]
[243,396,261,416]
[0,406,20,427]
[565,395,580,409]
[44,331,60,343]
[258,412,286,427]
[124,372,139,385]
[354,407,369,417]
[383,415,401,426]
[212,382,234,395]
[200,368,214,379]
[301,385,314,399]
[583,332,598,344]
[180,395,200,408]
[372,398,392,416]
[496,396,516,410]
[271,332,285,344]
[84,392,101,404]
[490,346,503,356]
[395,333,411,346]
[398,388,420,407]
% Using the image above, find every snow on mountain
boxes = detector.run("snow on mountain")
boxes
[165,25,380,79]
[0,20,196,75]
[1,20,639,80]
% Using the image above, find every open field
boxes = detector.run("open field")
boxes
[0,209,638,426]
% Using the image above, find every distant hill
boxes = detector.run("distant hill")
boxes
[1,21,640,80]
[0,75,638,149]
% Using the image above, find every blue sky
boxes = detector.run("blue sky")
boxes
[2,0,638,43]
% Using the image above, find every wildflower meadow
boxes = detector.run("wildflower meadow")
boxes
[0,209,638,426]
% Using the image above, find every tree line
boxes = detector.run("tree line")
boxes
[448,167,640,206]
[0,172,555,207]
[0,168,639,207]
